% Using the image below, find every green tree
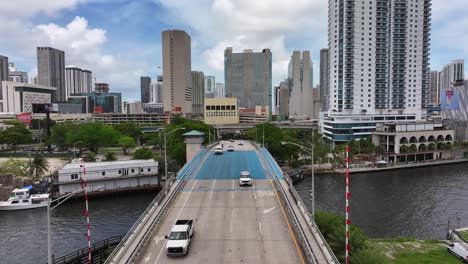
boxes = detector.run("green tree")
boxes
[132,147,154,160]
[315,211,368,263]
[31,155,49,180]
[119,136,136,155]
[49,122,78,150]
[68,122,120,153]
[114,122,142,140]
[83,151,97,162]
[400,144,408,153]
[437,142,445,150]
[428,143,436,151]
[104,151,117,161]
[0,159,29,177]
[409,144,417,153]
[0,122,33,152]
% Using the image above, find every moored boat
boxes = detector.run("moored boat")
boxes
[0,186,49,211]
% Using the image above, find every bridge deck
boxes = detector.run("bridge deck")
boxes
[137,141,304,264]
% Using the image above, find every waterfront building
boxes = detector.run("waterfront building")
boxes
[162,30,192,115]
[54,160,159,198]
[319,48,329,112]
[204,98,239,125]
[288,50,314,117]
[224,48,272,117]
[191,71,205,114]
[324,0,432,145]
[37,47,66,102]
[0,81,56,113]
[140,76,151,104]
[372,122,454,163]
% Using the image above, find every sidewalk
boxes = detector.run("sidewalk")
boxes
[335,158,468,174]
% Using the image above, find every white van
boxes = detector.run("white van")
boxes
[447,242,468,263]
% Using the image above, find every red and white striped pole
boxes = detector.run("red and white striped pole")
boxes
[345,145,351,264]
[80,162,92,264]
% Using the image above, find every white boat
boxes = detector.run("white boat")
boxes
[0,186,49,211]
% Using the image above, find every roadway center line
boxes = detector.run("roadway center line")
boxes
[232,180,235,200]
[153,179,198,264]
[209,179,216,200]
[252,180,257,200]
[258,222,262,235]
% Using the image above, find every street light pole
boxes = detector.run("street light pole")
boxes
[164,127,186,179]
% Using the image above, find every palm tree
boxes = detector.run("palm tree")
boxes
[31,155,49,180]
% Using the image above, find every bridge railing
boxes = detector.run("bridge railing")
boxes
[257,144,339,264]
[104,147,211,264]
[53,234,125,264]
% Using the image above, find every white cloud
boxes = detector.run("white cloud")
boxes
[0,0,92,18]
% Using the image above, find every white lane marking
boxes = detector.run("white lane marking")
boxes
[209,179,216,200]
[232,180,235,199]
[252,180,257,200]
[153,180,198,264]
[144,252,152,263]
[153,236,164,243]
[258,222,262,235]
[263,207,276,214]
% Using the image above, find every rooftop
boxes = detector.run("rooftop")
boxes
[183,130,205,137]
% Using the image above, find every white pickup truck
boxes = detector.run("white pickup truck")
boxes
[165,219,194,256]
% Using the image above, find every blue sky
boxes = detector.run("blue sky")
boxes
[1,0,467,101]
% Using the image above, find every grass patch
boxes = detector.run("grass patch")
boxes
[369,239,460,264]
[459,230,468,242]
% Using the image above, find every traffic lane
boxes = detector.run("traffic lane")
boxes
[140,180,301,264]
[194,151,267,180]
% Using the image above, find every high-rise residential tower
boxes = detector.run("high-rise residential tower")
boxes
[140,76,151,104]
[162,30,192,115]
[440,59,464,90]
[319,48,329,111]
[37,47,66,102]
[0,55,9,82]
[65,66,92,100]
[328,0,431,117]
[429,71,441,106]
[214,82,225,99]
[288,50,313,117]
[191,71,205,114]
[224,48,272,116]
[205,75,215,94]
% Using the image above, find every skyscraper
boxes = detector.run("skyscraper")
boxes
[279,80,289,117]
[191,71,205,114]
[224,48,272,116]
[65,66,93,100]
[162,30,192,115]
[429,71,441,106]
[81,70,92,93]
[37,47,66,102]
[150,82,163,103]
[328,0,431,117]
[319,48,329,111]
[214,82,225,99]
[0,55,9,82]
[288,50,313,117]
[440,59,465,90]
[205,75,215,94]
[140,76,151,104]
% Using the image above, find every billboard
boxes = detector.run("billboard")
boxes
[440,89,460,110]
[17,113,31,124]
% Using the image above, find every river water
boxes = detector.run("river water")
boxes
[294,162,468,240]
[1,163,468,263]
[0,191,156,264]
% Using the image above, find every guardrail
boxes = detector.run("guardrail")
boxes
[257,146,318,264]
[104,147,211,264]
[53,234,125,264]
[255,143,339,264]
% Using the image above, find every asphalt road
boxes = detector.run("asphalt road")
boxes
[137,140,303,264]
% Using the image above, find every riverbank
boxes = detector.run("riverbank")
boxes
[369,237,458,264]
[332,157,468,174]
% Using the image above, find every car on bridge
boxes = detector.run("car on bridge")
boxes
[165,219,194,256]
[238,141,244,146]
[227,145,234,152]
[239,171,252,186]
[214,146,223,155]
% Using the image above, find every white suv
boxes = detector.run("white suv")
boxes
[239,171,252,186]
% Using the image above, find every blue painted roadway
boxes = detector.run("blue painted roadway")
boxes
[192,150,269,180]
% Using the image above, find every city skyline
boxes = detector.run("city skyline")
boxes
[0,0,467,101]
